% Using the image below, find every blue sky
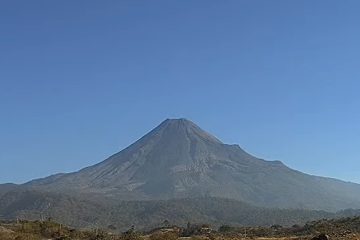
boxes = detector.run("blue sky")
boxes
[1,1,359,184]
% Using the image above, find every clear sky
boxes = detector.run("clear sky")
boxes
[1,1,359,184]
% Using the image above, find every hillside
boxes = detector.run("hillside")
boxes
[0,189,343,231]
[0,184,19,197]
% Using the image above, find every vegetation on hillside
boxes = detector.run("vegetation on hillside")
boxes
[1,190,351,231]
[1,216,360,240]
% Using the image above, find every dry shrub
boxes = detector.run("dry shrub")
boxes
[14,233,41,240]
[0,231,15,240]
[150,232,178,240]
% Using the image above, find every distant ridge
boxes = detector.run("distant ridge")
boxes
[0,189,349,231]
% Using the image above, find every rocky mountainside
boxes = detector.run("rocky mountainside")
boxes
[22,118,360,211]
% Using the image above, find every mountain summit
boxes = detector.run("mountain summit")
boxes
[26,118,360,211]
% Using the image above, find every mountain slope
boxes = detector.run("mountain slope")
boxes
[0,184,20,198]
[25,118,360,211]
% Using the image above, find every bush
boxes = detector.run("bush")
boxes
[0,232,15,240]
[218,225,234,233]
[14,233,41,240]
[121,231,142,240]
[150,232,178,240]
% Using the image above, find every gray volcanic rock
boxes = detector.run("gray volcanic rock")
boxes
[26,118,360,211]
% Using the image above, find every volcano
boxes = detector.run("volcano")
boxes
[21,118,360,211]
